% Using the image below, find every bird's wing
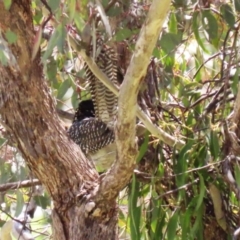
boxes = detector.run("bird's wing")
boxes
[68,118,115,154]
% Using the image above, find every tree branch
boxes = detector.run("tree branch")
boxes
[56,108,74,120]
[93,0,172,203]
[0,179,40,192]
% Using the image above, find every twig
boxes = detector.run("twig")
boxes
[0,179,40,192]
[192,52,221,80]
[156,178,199,199]
[56,108,74,120]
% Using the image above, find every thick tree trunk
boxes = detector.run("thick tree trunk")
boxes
[0,1,119,239]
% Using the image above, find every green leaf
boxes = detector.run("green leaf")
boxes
[71,90,79,109]
[3,0,12,10]
[220,4,235,27]
[136,134,149,163]
[42,24,65,59]
[15,190,24,217]
[106,4,121,17]
[209,130,220,159]
[48,0,61,12]
[68,0,76,21]
[0,160,11,184]
[192,12,209,53]
[152,47,160,59]
[0,49,8,66]
[174,141,193,189]
[148,197,164,240]
[33,8,43,25]
[195,174,205,211]
[115,28,133,41]
[190,204,203,239]
[160,32,182,53]
[202,10,218,41]
[167,210,179,240]
[153,211,165,240]
[234,0,240,12]
[102,0,108,8]
[5,30,17,44]
[181,208,192,239]
[42,28,59,61]
[231,69,239,95]
[169,12,178,34]
[0,138,7,148]
[57,79,71,99]
[173,0,188,7]
[47,59,58,87]
[230,68,240,95]
[160,52,175,71]
[234,165,240,186]
[74,14,85,32]
[129,175,141,240]
[56,24,66,53]
[34,195,51,209]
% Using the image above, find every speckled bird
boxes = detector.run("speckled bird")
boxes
[68,37,120,171]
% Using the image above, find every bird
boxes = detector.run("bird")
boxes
[68,38,151,171]
[68,100,115,172]
[68,37,121,171]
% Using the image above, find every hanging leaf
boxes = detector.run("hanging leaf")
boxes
[190,204,204,239]
[136,134,149,163]
[195,174,206,211]
[169,12,178,34]
[71,90,79,109]
[0,138,7,148]
[202,10,218,41]
[167,210,179,240]
[34,195,51,209]
[42,28,59,61]
[57,79,71,100]
[129,175,141,240]
[192,12,209,53]
[209,130,220,159]
[68,0,76,21]
[181,208,192,239]
[0,49,8,66]
[48,0,61,12]
[149,197,164,239]
[5,30,17,44]
[220,4,235,27]
[115,28,133,41]
[160,32,182,54]
[56,24,66,53]
[234,0,240,12]
[231,69,239,95]
[15,190,24,217]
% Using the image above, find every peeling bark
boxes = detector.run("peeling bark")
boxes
[0,1,102,239]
